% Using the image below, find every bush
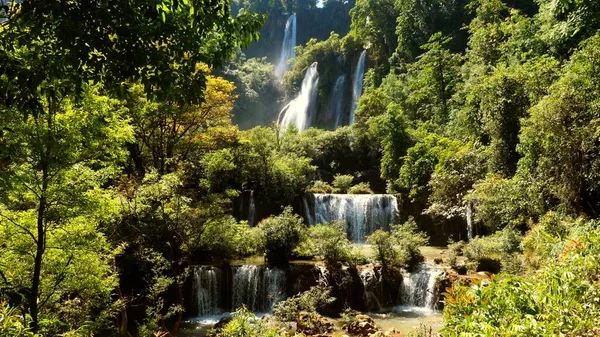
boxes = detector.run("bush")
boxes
[273,285,335,322]
[332,174,354,193]
[213,307,281,337]
[257,207,307,263]
[306,221,353,266]
[306,180,334,193]
[347,182,374,194]
[463,227,522,273]
[367,218,429,270]
[0,304,36,337]
[443,220,600,336]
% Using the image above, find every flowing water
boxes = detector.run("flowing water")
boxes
[278,62,320,132]
[349,50,367,125]
[466,201,474,241]
[248,190,256,227]
[304,193,399,243]
[359,267,383,312]
[231,265,286,313]
[329,74,347,128]
[274,14,297,80]
[193,266,223,316]
[401,263,441,310]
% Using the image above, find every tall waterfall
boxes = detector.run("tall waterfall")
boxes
[349,50,367,125]
[274,14,297,80]
[466,201,474,241]
[329,74,347,128]
[401,264,440,310]
[232,266,286,312]
[278,62,319,132]
[360,268,383,312]
[304,193,399,243]
[193,267,223,316]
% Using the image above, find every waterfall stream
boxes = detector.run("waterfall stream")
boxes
[401,264,441,310]
[193,266,223,316]
[304,193,399,242]
[232,265,286,313]
[350,50,367,125]
[274,14,297,80]
[278,62,320,132]
[466,201,474,241]
[329,74,348,128]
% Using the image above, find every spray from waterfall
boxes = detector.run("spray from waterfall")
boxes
[329,74,348,128]
[278,62,319,132]
[349,50,367,125]
[275,14,297,80]
[304,193,399,243]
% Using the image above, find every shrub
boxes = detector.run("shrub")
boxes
[306,221,353,266]
[306,180,334,193]
[332,174,354,193]
[463,227,522,272]
[257,207,307,263]
[0,304,36,337]
[273,285,335,322]
[367,218,429,270]
[443,219,600,336]
[213,307,281,337]
[347,182,374,194]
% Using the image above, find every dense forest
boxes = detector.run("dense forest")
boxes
[1,0,600,336]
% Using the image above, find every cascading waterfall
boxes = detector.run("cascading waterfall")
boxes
[401,264,440,310]
[278,62,319,132]
[304,193,399,243]
[466,201,474,241]
[349,50,367,125]
[329,74,347,128]
[193,267,223,316]
[274,14,297,80]
[232,265,286,312]
[359,268,382,312]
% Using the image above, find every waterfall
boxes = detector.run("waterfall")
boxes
[359,268,382,312]
[466,201,474,241]
[278,62,319,132]
[315,265,330,286]
[193,267,223,316]
[232,266,286,312]
[304,193,399,243]
[248,190,256,227]
[349,51,367,125]
[274,14,297,80]
[401,264,440,310]
[329,74,348,128]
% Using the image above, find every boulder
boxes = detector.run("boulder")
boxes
[344,314,380,336]
[296,311,334,336]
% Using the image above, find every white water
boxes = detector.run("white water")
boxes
[278,62,320,132]
[360,268,382,312]
[466,201,474,241]
[329,74,347,128]
[401,264,441,310]
[232,265,286,312]
[304,193,399,243]
[274,14,297,80]
[349,50,367,125]
[193,267,223,316]
[248,190,256,227]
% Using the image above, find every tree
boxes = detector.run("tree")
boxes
[257,207,306,263]
[0,0,264,116]
[0,86,132,330]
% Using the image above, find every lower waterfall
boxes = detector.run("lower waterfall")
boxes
[232,265,286,313]
[193,266,223,316]
[359,268,383,312]
[304,193,399,242]
[401,263,441,310]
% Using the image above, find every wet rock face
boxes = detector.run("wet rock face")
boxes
[344,314,380,337]
[296,311,334,336]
